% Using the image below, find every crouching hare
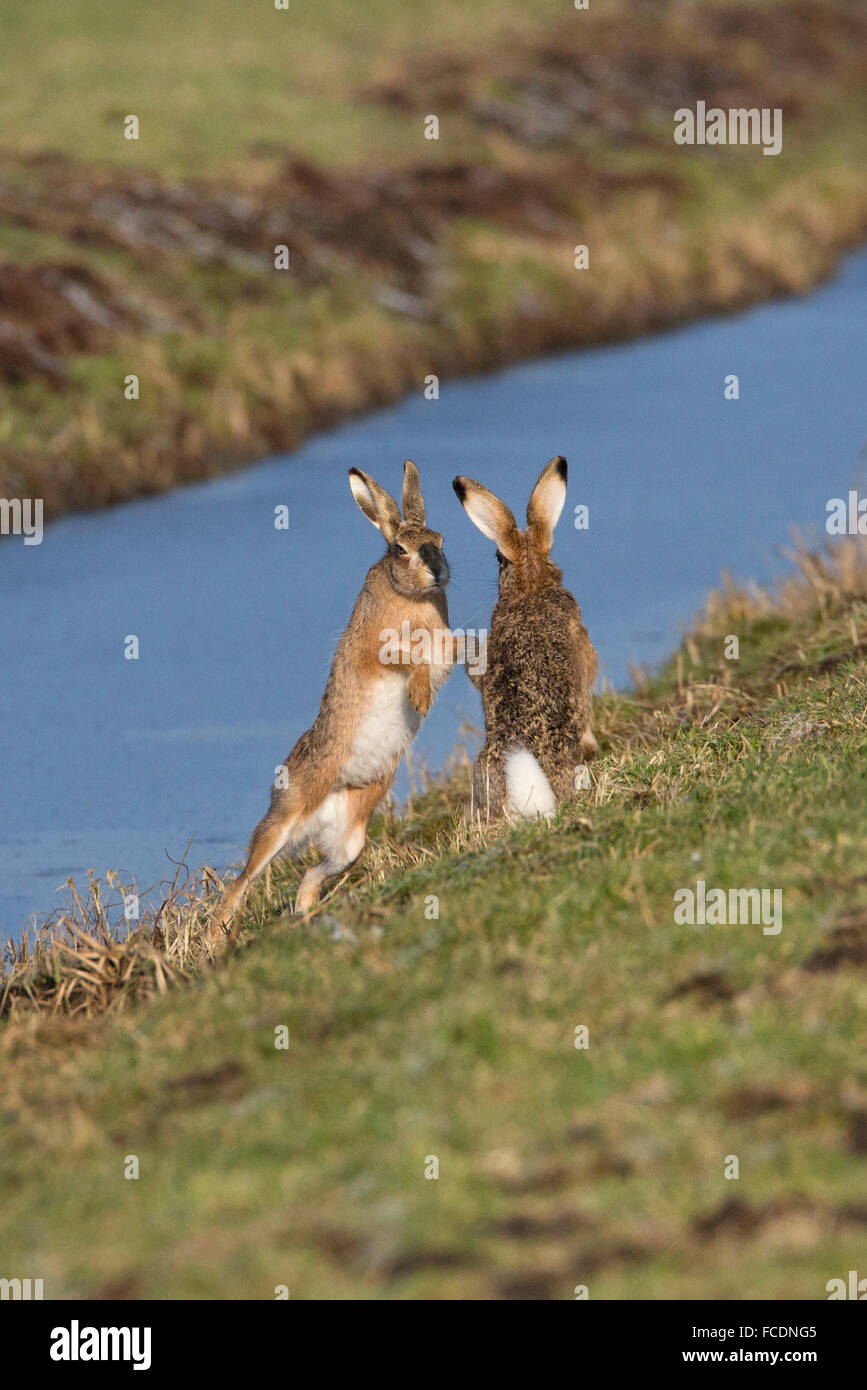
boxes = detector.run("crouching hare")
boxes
[453,455,597,820]
[210,460,452,944]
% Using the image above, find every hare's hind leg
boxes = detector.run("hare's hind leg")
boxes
[294,780,387,916]
[472,748,506,821]
[209,808,299,942]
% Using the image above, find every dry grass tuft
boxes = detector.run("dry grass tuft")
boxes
[695,533,867,636]
[1,859,223,1023]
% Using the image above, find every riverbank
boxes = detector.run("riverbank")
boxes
[2,537,865,1298]
[2,0,867,524]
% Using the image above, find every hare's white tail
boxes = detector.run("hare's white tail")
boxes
[505,747,557,820]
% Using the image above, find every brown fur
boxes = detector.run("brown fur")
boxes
[211,461,451,943]
[453,456,597,818]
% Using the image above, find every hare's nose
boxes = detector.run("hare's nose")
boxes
[419,542,448,584]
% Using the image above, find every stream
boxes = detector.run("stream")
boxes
[1,248,865,940]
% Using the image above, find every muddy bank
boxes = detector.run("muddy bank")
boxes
[0,0,866,522]
[0,262,145,386]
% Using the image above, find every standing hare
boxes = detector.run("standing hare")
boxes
[210,460,451,943]
[452,455,597,820]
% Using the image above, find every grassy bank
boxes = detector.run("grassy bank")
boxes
[1,0,867,522]
[2,538,865,1299]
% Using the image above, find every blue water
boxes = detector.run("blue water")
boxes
[1,250,865,939]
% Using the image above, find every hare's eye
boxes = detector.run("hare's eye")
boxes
[394,543,409,557]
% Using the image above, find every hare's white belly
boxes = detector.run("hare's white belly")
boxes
[297,787,350,852]
[342,673,420,784]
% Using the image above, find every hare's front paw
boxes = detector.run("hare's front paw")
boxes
[408,667,432,715]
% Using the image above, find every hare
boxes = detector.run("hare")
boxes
[452,455,597,821]
[210,460,452,943]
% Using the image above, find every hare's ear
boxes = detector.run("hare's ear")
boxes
[349,468,402,543]
[526,455,567,553]
[452,476,520,561]
[402,459,426,524]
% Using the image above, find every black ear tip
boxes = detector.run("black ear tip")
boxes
[554,455,567,479]
[348,467,361,479]
[452,477,467,502]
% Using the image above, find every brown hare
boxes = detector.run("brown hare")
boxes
[210,460,452,943]
[452,455,597,820]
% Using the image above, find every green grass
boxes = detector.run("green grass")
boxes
[1,0,866,520]
[2,0,568,175]
[2,550,865,1299]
